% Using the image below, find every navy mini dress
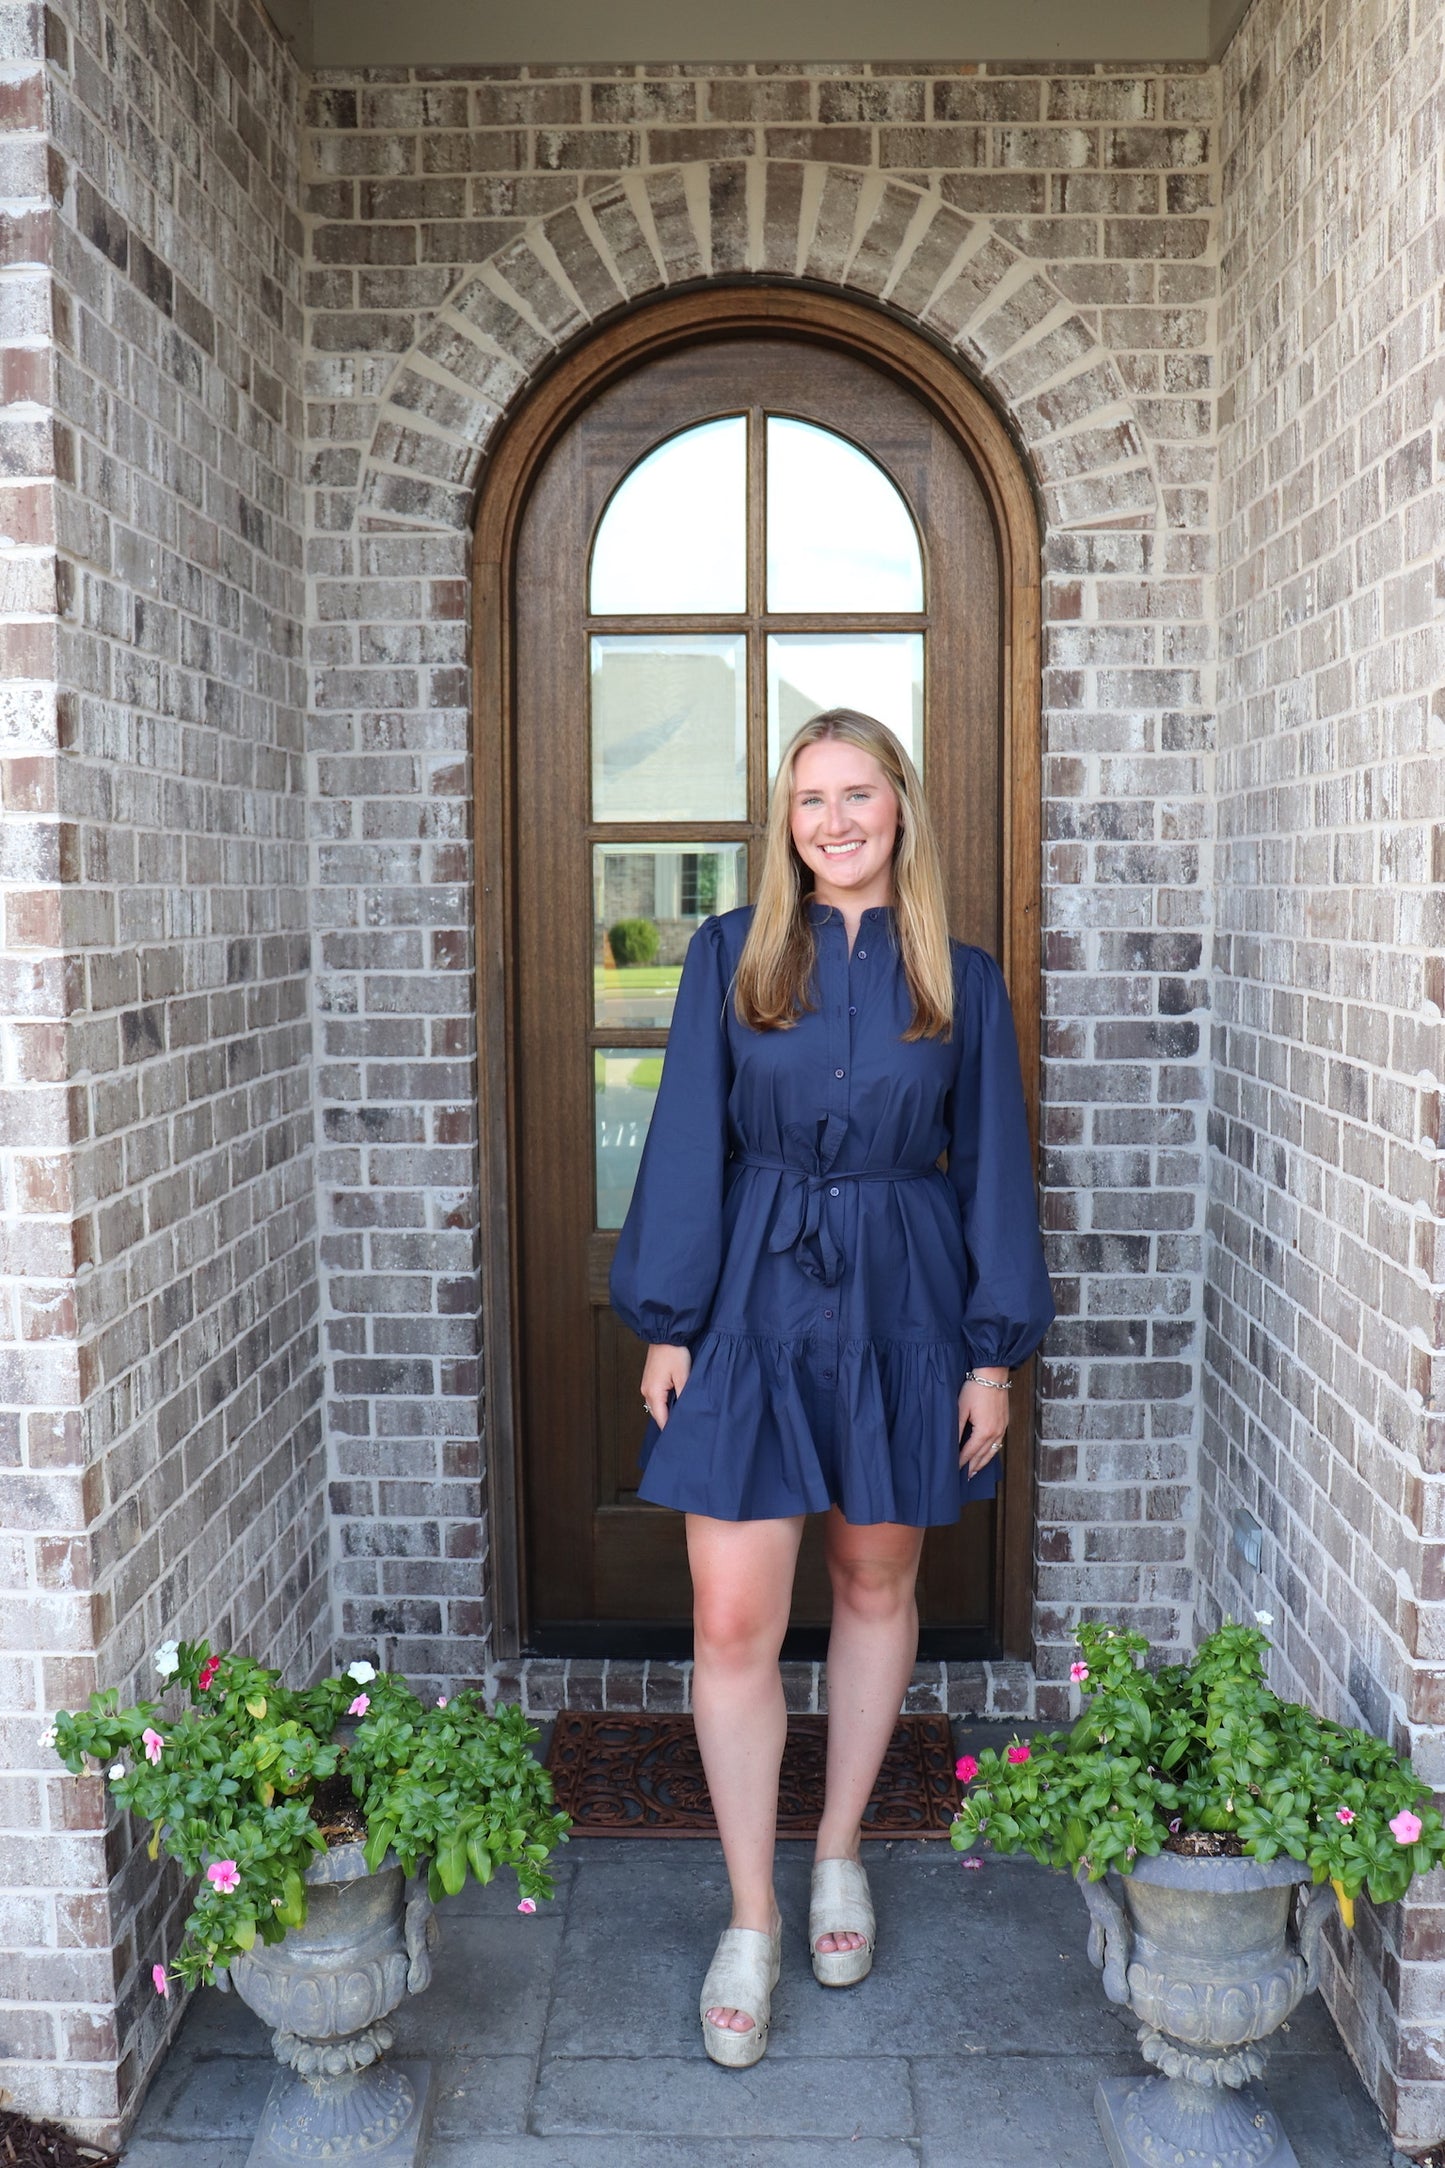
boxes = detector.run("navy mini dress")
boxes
[609,901,1054,1526]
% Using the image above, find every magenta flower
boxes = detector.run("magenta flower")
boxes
[1168,1817,1182,1833]
[1070,1662,1089,1683]
[152,1964,169,1998]
[142,1728,165,1765]
[516,1898,536,1914]
[1006,1744,1031,1766]
[206,1860,241,1894]
[1335,1806,1355,1825]
[955,1755,979,1784]
[960,1857,983,1871]
[197,1656,222,1692]
[1390,1810,1423,1846]
[436,1696,448,1709]
[348,1694,370,1717]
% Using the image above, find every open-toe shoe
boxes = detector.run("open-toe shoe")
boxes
[699,1919,783,2068]
[809,1856,876,1987]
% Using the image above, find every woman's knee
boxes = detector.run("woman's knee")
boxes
[693,1591,786,1665]
[827,1552,918,1622]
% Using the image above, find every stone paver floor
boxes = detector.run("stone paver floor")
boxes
[119,1727,1403,2168]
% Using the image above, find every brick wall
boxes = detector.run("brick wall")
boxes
[0,0,321,2141]
[1208,0,1445,2146]
[299,62,1220,1717]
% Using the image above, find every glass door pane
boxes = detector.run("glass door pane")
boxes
[766,417,923,612]
[594,843,747,1028]
[595,1048,662,1230]
[591,634,747,822]
[767,632,924,776]
[590,416,747,614]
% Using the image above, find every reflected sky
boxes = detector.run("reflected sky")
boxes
[590,417,747,616]
[766,419,923,613]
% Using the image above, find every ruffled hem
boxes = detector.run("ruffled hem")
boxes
[635,1330,1000,1527]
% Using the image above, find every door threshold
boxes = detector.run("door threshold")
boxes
[523,1624,1001,1663]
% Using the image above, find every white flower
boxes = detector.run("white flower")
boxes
[108,1763,126,1782]
[37,1724,57,1751]
[346,1660,377,1685]
[1254,1611,1274,1628]
[155,1640,181,1679]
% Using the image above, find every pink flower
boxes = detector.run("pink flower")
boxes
[348,1694,370,1717]
[1006,1744,1031,1765]
[197,1657,221,1692]
[142,1728,165,1765]
[955,1755,979,1784]
[1070,1662,1090,1683]
[436,1697,448,1709]
[516,1898,536,1914]
[959,1856,983,1871]
[152,1964,169,1998]
[1168,1818,1182,1834]
[206,1860,240,1894]
[1335,1806,1355,1825]
[1390,1810,1423,1846]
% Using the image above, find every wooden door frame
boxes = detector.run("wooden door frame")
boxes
[472,284,1044,1665]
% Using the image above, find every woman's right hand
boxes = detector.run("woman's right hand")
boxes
[641,1343,691,1428]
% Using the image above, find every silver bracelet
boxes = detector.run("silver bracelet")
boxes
[964,1370,1011,1391]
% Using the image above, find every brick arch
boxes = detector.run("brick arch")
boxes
[358,159,1158,537]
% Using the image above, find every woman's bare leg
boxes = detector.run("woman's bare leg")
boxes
[813,1510,927,1953]
[687,1510,805,2033]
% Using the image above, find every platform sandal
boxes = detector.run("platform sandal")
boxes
[699,1918,783,2068]
[809,1856,876,1987]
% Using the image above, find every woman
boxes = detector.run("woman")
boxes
[609,710,1053,2068]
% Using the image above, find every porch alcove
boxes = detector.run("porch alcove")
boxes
[6,0,1442,2143]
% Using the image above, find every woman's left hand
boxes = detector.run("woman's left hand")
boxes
[957,1372,1009,1477]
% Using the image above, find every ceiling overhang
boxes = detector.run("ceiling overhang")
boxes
[266,0,1253,72]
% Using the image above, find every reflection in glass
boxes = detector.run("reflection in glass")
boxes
[590,417,747,615]
[592,635,747,821]
[768,633,924,777]
[766,419,924,613]
[594,844,747,1028]
[596,1048,662,1229]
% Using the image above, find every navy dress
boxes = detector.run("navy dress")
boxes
[609,902,1054,1525]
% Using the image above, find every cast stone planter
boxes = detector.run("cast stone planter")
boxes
[223,1838,439,2167]
[1078,1849,1339,2168]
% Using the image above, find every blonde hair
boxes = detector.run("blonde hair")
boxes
[734,710,955,1041]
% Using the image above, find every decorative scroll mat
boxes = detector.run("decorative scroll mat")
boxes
[544,1711,959,1838]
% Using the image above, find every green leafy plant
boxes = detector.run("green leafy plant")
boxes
[607,916,660,966]
[48,1641,568,1994]
[950,1619,1445,1923]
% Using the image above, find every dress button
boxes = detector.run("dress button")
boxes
[828,1186,839,1197]
[848,1005,857,1016]
[856,948,867,960]
[835,1068,845,1079]
[822,1370,834,1382]
[824,1307,833,1319]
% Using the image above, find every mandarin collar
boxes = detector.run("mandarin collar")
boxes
[804,900,894,926]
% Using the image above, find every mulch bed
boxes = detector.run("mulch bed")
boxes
[0,2110,119,2168]
[544,1710,959,1837]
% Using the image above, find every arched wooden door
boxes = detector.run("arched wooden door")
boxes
[473,292,1041,1663]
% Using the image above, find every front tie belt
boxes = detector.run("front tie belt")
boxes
[733,1153,938,1287]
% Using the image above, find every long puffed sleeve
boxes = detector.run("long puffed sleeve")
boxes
[609,916,733,1349]
[947,947,1055,1369]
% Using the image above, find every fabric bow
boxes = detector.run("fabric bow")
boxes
[763,1116,850,1287]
